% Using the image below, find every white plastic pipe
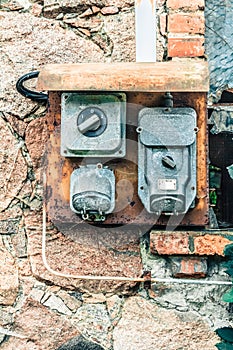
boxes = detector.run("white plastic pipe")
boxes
[135,0,157,62]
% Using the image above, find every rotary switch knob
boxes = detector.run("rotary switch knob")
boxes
[78,113,100,134]
[162,155,176,169]
[77,107,107,137]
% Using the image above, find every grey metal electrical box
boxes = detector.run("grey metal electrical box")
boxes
[70,164,115,221]
[137,107,197,215]
[60,93,126,157]
[38,62,209,226]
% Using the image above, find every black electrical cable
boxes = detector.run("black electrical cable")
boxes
[16,71,48,104]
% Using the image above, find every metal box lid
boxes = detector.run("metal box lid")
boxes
[138,107,197,146]
[60,92,126,157]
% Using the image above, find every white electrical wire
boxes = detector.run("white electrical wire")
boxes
[42,172,232,286]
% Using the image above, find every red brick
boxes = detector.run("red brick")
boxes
[167,0,204,11]
[168,37,205,57]
[150,233,190,255]
[168,13,205,34]
[170,256,207,278]
[194,235,231,256]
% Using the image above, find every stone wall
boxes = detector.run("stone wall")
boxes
[0,0,233,349]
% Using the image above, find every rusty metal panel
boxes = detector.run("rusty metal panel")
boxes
[37,62,209,92]
[44,91,208,228]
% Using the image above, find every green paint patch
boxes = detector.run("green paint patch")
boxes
[216,328,233,344]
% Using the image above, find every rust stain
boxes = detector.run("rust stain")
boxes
[61,159,73,202]
[143,270,151,289]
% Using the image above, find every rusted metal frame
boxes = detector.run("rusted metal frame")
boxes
[45,91,208,226]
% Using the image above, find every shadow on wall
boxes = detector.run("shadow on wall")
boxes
[56,335,104,350]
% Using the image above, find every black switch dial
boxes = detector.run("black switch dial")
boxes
[77,107,107,137]
[162,155,176,169]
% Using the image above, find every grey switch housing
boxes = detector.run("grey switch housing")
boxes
[137,107,197,215]
[61,93,126,157]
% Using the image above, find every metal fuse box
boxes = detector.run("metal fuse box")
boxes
[137,107,197,215]
[61,93,126,157]
[60,92,125,220]
[70,164,115,221]
[37,62,209,226]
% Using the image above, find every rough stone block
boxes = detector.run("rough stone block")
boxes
[30,3,43,17]
[103,10,135,61]
[43,0,134,18]
[113,296,219,349]
[43,294,72,316]
[11,228,27,258]
[0,116,27,212]
[73,304,112,349]
[0,206,22,222]
[25,117,47,171]
[0,0,24,11]
[0,220,20,235]
[0,307,15,327]
[83,293,106,304]
[0,12,105,117]
[1,112,26,137]
[0,236,18,305]
[106,295,124,326]
[101,6,119,15]
[0,299,80,350]
[168,37,205,57]
[57,290,82,311]
[63,17,102,29]
[168,13,205,34]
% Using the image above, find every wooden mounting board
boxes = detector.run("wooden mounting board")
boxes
[37,61,209,93]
